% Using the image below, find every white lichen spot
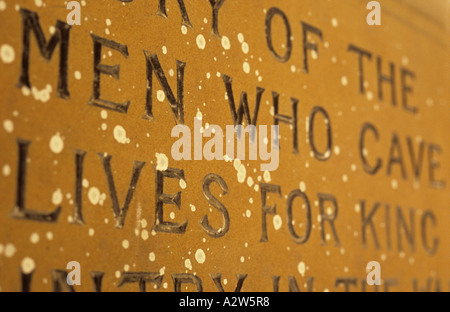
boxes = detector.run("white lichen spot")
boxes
[3,119,13,133]
[190,204,196,212]
[273,215,282,230]
[156,90,165,102]
[74,71,82,80]
[263,170,271,182]
[49,133,64,153]
[113,125,128,144]
[299,181,306,192]
[5,243,16,257]
[30,232,39,244]
[122,239,129,249]
[141,229,149,240]
[195,249,206,264]
[2,164,10,176]
[241,42,249,54]
[179,179,187,189]
[52,188,63,205]
[401,56,409,66]
[155,153,169,171]
[331,18,339,28]
[181,25,188,35]
[341,76,348,86]
[88,187,100,205]
[233,158,241,170]
[221,36,231,50]
[149,252,155,262]
[0,44,15,64]
[196,108,203,120]
[21,86,31,97]
[243,62,250,74]
[184,259,192,270]
[196,34,206,50]
[334,146,341,155]
[237,164,246,183]
[21,257,35,274]
[30,85,52,103]
[298,261,306,277]
[391,179,398,190]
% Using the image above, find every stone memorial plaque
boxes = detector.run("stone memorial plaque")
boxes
[0,0,448,292]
